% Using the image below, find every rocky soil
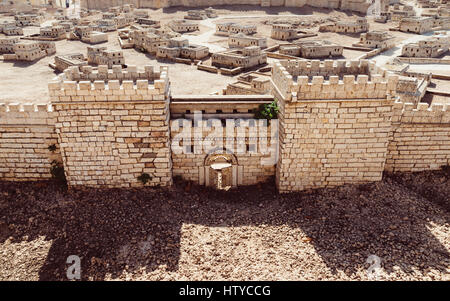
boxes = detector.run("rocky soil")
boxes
[0,169,449,281]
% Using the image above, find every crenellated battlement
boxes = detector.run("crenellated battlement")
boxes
[60,64,167,82]
[0,102,54,125]
[0,52,448,190]
[392,100,450,124]
[48,65,170,102]
[279,59,374,77]
[0,102,52,113]
[45,64,172,188]
[272,60,398,101]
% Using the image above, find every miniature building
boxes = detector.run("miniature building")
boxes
[0,21,17,33]
[212,46,267,69]
[54,53,87,72]
[375,12,390,24]
[319,17,369,33]
[96,19,117,32]
[108,6,122,15]
[89,32,109,44]
[354,31,395,50]
[216,22,257,36]
[38,41,57,56]
[185,10,207,20]
[399,17,435,33]
[133,9,149,19]
[127,26,181,54]
[129,30,167,53]
[390,4,416,21]
[87,46,125,68]
[204,7,217,18]
[184,8,217,20]
[114,14,134,29]
[136,18,161,27]
[271,24,298,40]
[57,21,74,32]
[4,40,54,61]
[225,72,272,95]
[14,14,42,27]
[228,33,267,49]
[122,4,133,13]
[102,12,115,19]
[73,25,92,40]
[2,25,23,36]
[168,20,199,33]
[157,37,209,60]
[0,37,19,54]
[39,25,66,39]
[402,36,450,57]
[72,26,108,44]
[280,40,343,59]
[432,16,450,29]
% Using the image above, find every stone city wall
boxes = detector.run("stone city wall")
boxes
[170,118,277,186]
[0,103,61,181]
[80,0,368,13]
[386,101,450,172]
[0,60,448,191]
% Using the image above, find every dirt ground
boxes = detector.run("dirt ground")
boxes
[0,168,448,281]
[0,6,434,103]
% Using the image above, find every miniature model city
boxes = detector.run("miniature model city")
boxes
[0,0,449,192]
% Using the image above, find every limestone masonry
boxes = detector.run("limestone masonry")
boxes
[0,1,449,193]
[0,60,448,191]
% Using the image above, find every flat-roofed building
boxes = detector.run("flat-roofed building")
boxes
[280,40,343,59]
[216,22,257,36]
[319,17,369,33]
[399,16,435,33]
[228,33,267,49]
[87,46,125,67]
[212,46,267,69]
[157,37,209,60]
[402,35,450,57]
[168,20,199,33]
[353,31,395,50]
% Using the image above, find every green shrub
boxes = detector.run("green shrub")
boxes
[138,173,152,185]
[50,160,66,185]
[254,100,279,121]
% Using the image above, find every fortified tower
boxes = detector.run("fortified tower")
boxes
[48,64,172,188]
[272,59,399,192]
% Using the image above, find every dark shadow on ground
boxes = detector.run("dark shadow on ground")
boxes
[8,59,43,67]
[0,167,448,280]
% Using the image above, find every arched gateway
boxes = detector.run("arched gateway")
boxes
[202,150,238,190]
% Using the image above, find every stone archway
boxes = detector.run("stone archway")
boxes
[200,150,239,190]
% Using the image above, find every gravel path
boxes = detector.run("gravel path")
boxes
[0,169,448,281]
